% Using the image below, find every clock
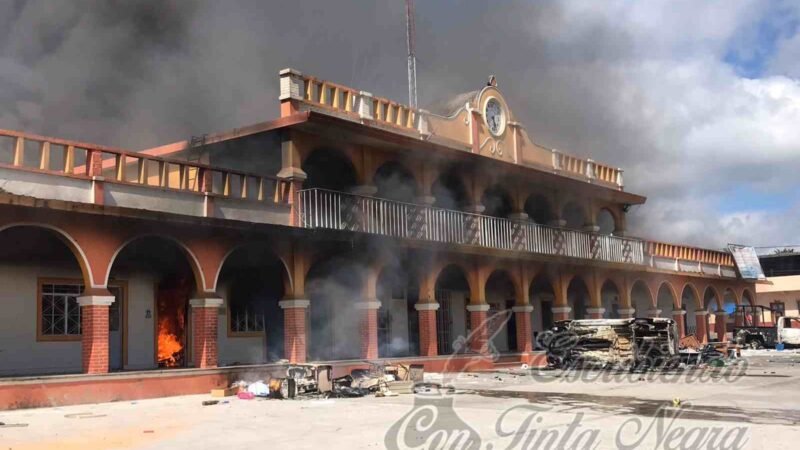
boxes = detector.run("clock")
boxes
[484,97,505,136]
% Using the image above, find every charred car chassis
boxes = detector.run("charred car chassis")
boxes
[541,318,679,370]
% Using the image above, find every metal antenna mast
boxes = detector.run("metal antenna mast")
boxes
[405,0,418,109]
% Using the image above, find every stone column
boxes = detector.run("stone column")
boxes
[695,311,708,343]
[466,304,490,353]
[190,298,223,369]
[672,310,686,338]
[715,312,728,342]
[279,299,310,363]
[415,303,439,357]
[586,307,605,319]
[617,308,636,319]
[552,306,572,321]
[77,294,115,374]
[512,305,534,352]
[355,300,381,359]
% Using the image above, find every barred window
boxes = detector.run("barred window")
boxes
[41,283,84,337]
[230,304,265,334]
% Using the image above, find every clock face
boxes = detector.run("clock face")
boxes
[485,98,505,136]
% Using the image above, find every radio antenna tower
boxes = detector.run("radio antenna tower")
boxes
[405,0,418,109]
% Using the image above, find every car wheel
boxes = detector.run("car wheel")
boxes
[748,339,762,350]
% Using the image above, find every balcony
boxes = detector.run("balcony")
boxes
[297,188,645,265]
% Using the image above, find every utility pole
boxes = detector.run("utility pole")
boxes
[405,0,418,109]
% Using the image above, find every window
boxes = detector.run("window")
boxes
[40,282,84,339]
[38,280,124,341]
[771,301,786,318]
[229,302,265,334]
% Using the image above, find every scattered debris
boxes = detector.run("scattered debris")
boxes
[0,421,29,428]
[64,412,106,419]
[202,400,219,406]
[237,392,255,400]
[210,387,236,397]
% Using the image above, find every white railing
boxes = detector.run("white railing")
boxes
[298,188,645,265]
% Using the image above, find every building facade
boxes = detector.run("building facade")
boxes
[754,251,800,323]
[0,69,755,382]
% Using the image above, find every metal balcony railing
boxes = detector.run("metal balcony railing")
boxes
[298,188,645,265]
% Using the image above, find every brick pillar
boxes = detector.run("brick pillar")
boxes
[415,303,439,357]
[647,309,663,318]
[190,298,223,368]
[356,300,381,359]
[586,307,605,319]
[715,312,727,342]
[77,294,115,374]
[513,305,534,352]
[280,299,309,363]
[552,306,572,321]
[466,304,490,353]
[673,310,686,338]
[618,308,636,319]
[695,311,708,343]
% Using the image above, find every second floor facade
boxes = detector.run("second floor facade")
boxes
[0,68,739,281]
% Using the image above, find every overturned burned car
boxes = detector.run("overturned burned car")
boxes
[540,318,679,370]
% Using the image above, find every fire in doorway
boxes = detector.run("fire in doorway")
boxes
[156,279,190,367]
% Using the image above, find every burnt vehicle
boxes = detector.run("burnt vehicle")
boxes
[733,304,800,349]
[540,318,679,370]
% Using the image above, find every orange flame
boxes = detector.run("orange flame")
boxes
[157,317,184,367]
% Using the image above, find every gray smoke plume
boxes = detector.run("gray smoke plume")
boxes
[2,1,800,247]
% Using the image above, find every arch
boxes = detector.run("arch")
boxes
[566,275,591,319]
[431,166,470,211]
[484,269,518,352]
[373,160,418,203]
[681,283,701,335]
[481,184,513,218]
[702,285,722,310]
[656,281,678,316]
[681,283,702,309]
[432,262,476,298]
[600,278,622,318]
[106,234,206,295]
[596,208,616,235]
[562,201,587,230]
[375,258,421,357]
[305,253,367,361]
[529,273,556,333]
[0,223,94,288]
[109,235,202,368]
[524,194,554,224]
[302,147,358,192]
[216,242,291,362]
[213,242,293,296]
[722,287,738,316]
[434,263,472,355]
[741,287,755,306]
[630,279,654,316]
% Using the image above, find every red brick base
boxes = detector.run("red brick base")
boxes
[284,307,307,363]
[81,305,109,374]
[469,310,489,353]
[191,308,218,368]
[359,307,379,359]
[515,312,532,353]
[695,314,708,343]
[418,309,438,357]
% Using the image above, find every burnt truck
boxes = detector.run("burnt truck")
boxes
[733,304,800,349]
[540,318,679,370]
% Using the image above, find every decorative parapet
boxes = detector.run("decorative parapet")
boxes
[0,129,287,207]
[279,68,625,190]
